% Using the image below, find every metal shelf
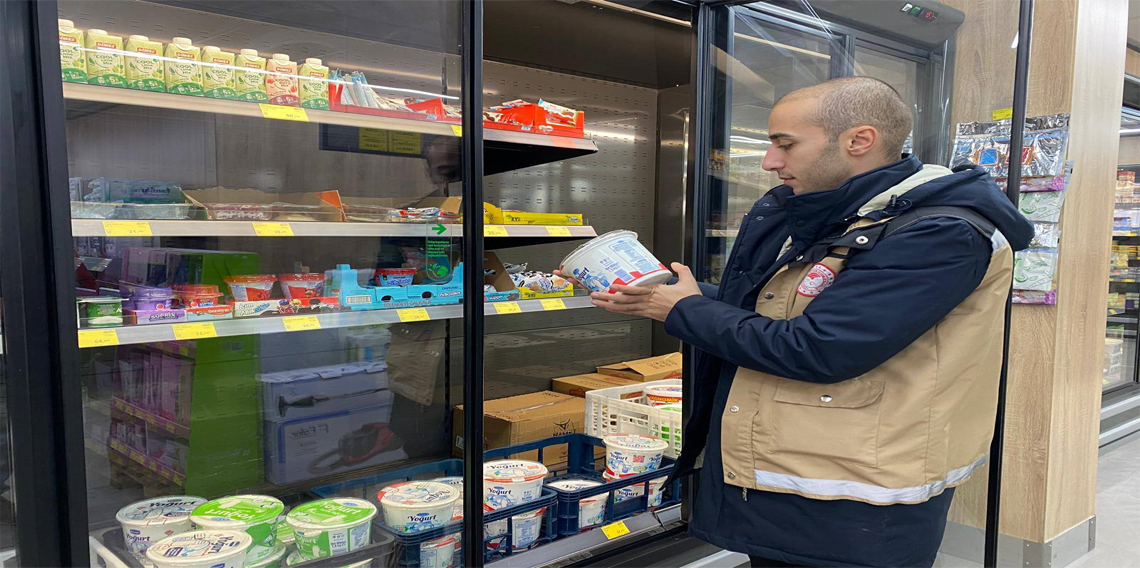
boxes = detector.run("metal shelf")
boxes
[71,219,598,241]
[489,506,682,568]
[77,296,594,349]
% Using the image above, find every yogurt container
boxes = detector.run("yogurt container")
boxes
[604,471,668,507]
[433,476,465,518]
[127,286,175,311]
[116,496,207,557]
[224,275,277,301]
[603,434,667,475]
[246,544,288,568]
[546,479,606,529]
[286,498,376,560]
[172,284,223,308]
[483,460,548,510]
[78,296,124,327]
[285,551,371,568]
[419,535,458,568]
[375,268,416,287]
[560,230,671,293]
[643,384,683,407]
[377,481,460,533]
[658,403,683,444]
[278,273,325,299]
[190,495,284,563]
[144,530,252,568]
[485,508,545,550]
[274,518,294,546]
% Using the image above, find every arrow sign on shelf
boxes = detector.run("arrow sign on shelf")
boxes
[432,223,447,235]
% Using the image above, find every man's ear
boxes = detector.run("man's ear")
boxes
[844,125,880,157]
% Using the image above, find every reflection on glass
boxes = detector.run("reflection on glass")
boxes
[0,284,13,565]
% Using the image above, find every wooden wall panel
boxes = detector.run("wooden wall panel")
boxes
[1126,48,1140,77]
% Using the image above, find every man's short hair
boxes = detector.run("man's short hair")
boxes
[776,77,914,159]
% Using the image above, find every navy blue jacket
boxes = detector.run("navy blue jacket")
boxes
[664,156,1033,567]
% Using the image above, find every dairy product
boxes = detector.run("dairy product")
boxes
[286,498,376,559]
[58,19,87,83]
[84,29,126,87]
[234,49,268,102]
[125,35,164,91]
[190,495,284,563]
[201,46,237,99]
[116,496,207,557]
[265,54,299,106]
[483,460,547,510]
[164,38,203,96]
[298,58,330,109]
[145,530,252,568]
[560,230,672,293]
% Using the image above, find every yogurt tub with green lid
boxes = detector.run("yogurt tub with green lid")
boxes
[245,544,288,568]
[286,498,377,560]
[116,496,207,557]
[78,296,124,327]
[191,494,284,563]
[274,517,295,545]
[144,530,252,568]
[285,551,371,568]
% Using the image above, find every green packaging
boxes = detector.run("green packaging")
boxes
[202,46,237,100]
[78,297,123,327]
[191,495,284,563]
[58,19,87,83]
[125,35,164,92]
[84,29,126,88]
[165,37,203,96]
[298,58,329,110]
[286,499,376,560]
[234,49,268,102]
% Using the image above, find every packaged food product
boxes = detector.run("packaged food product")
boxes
[538,99,580,126]
[643,384,683,407]
[1018,190,1065,223]
[58,19,87,83]
[125,35,164,91]
[485,508,545,550]
[286,498,377,560]
[128,308,188,325]
[483,460,547,510]
[1013,249,1058,292]
[78,296,124,327]
[377,481,460,533]
[278,273,325,299]
[202,46,237,100]
[546,479,606,529]
[82,178,184,205]
[511,271,570,294]
[125,286,175,311]
[164,37,204,96]
[245,544,287,568]
[298,58,330,109]
[432,476,465,518]
[375,268,416,287]
[190,495,285,564]
[603,434,667,476]
[224,275,277,301]
[84,29,126,87]
[1030,222,1061,249]
[389,207,441,223]
[419,535,458,568]
[116,496,207,557]
[235,49,269,102]
[265,54,299,106]
[603,470,667,507]
[172,284,223,308]
[561,230,671,293]
[144,530,252,568]
[284,551,371,568]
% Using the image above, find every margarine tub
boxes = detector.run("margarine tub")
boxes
[116,496,207,557]
[546,479,606,529]
[603,434,668,475]
[643,384,683,407]
[482,459,547,510]
[144,530,252,568]
[286,498,376,560]
[560,230,671,293]
[246,544,288,568]
[190,495,284,563]
[378,481,459,533]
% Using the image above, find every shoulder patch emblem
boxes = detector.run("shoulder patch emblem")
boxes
[797,263,837,297]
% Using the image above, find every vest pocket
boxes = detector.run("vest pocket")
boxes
[763,379,885,468]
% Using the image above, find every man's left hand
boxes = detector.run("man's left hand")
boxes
[590,262,702,322]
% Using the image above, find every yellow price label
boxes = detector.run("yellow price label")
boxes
[78,329,119,348]
[451,125,463,136]
[259,104,309,122]
[359,128,389,152]
[601,521,631,540]
[492,301,522,315]
[397,308,431,322]
[165,422,177,434]
[158,468,172,480]
[102,221,152,237]
[252,222,295,237]
[485,226,509,237]
[540,299,567,311]
[389,131,422,155]
[109,439,127,453]
[282,315,321,332]
[172,322,218,340]
[992,107,1013,120]
[545,226,573,237]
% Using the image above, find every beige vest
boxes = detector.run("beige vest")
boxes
[719,174,1014,505]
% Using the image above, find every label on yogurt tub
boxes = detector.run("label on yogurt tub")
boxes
[117,496,207,557]
[145,530,252,567]
[191,495,284,549]
[287,498,376,559]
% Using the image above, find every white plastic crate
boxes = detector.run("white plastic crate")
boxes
[585,379,683,458]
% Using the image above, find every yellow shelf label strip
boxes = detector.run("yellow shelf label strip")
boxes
[545,226,573,237]
[601,520,631,540]
[397,308,431,322]
[485,226,509,237]
[540,299,567,311]
[78,329,119,348]
[172,322,218,340]
[102,221,152,237]
[492,301,522,315]
[252,222,294,237]
[282,315,321,331]
[259,104,309,122]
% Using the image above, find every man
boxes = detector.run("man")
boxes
[574,77,1033,567]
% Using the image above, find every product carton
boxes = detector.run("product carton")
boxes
[58,20,87,83]
[484,251,520,303]
[264,400,401,484]
[298,58,330,110]
[551,373,642,399]
[164,38,203,96]
[201,46,237,100]
[452,391,586,468]
[84,29,126,87]
[483,203,584,226]
[258,361,389,421]
[125,35,164,92]
[596,352,682,382]
[265,54,298,106]
[234,49,268,102]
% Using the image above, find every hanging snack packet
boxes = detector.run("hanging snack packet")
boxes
[1013,249,1059,292]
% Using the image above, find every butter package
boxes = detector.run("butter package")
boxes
[298,58,329,109]
[164,37,203,96]
[201,46,237,100]
[58,19,87,83]
[125,35,164,91]
[234,49,268,102]
[84,29,126,87]
[265,54,298,106]
[597,352,682,382]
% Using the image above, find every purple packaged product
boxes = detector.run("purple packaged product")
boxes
[125,286,175,311]
[126,308,187,325]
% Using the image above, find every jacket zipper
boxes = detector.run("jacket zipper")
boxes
[742,487,748,501]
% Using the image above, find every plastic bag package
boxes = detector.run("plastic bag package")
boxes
[1030,222,1061,249]
[1013,289,1057,305]
[510,271,570,294]
[1013,249,1059,292]
[951,114,1069,178]
[1018,190,1065,223]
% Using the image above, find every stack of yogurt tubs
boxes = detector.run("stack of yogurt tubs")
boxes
[376,479,462,568]
[602,434,670,507]
[481,460,549,551]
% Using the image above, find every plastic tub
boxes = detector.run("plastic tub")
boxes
[419,534,458,568]
[116,496,206,557]
[485,508,545,550]
[559,230,671,293]
[145,530,252,568]
[78,296,124,327]
[603,434,668,476]
[224,275,277,301]
[246,544,288,568]
[643,384,683,407]
[433,476,465,518]
[172,284,223,309]
[278,273,325,299]
[286,498,377,560]
[546,479,605,529]
[375,268,416,287]
[190,495,285,563]
[285,551,372,568]
[603,471,668,507]
[127,286,175,311]
[483,460,548,510]
[377,481,460,533]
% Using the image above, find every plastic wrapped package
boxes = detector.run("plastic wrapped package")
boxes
[1013,289,1057,305]
[511,271,570,294]
[1030,222,1061,248]
[951,114,1070,178]
[1013,249,1058,292]
[1018,191,1065,223]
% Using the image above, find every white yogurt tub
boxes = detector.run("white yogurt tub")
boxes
[485,507,545,550]
[285,551,372,568]
[419,534,459,568]
[643,384,683,407]
[560,230,671,293]
[286,498,377,560]
[433,476,465,519]
[377,481,460,533]
[546,479,606,529]
[483,460,547,510]
[144,530,252,568]
[116,496,207,557]
[191,495,284,563]
[246,544,288,568]
[604,471,668,507]
[603,434,668,475]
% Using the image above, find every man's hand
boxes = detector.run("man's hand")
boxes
[580,263,702,322]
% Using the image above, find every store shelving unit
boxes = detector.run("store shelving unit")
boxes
[71,219,597,240]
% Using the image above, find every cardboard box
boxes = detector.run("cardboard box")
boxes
[485,252,521,303]
[597,353,682,382]
[452,391,585,467]
[259,361,389,421]
[483,203,583,226]
[552,373,642,399]
[184,188,346,222]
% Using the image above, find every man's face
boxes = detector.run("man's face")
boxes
[761,96,853,194]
